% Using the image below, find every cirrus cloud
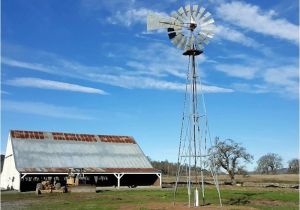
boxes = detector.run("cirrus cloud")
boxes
[2,100,94,120]
[5,77,108,95]
[216,1,299,44]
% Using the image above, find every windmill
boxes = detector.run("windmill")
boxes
[147,4,222,208]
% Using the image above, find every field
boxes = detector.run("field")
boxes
[1,174,299,210]
[163,174,299,184]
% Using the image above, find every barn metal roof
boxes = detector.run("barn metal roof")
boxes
[10,130,157,174]
[18,167,158,173]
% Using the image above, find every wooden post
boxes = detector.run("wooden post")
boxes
[113,173,124,189]
[156,173,162,188]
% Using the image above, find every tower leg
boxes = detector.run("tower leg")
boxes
[174,49,221,207]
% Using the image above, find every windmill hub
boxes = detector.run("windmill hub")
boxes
[189,16,197,31]
[189,23,197,31]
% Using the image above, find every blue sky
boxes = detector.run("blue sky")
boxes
[1,0,299,170]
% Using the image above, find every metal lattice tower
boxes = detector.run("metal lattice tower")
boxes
[147,4,222,207]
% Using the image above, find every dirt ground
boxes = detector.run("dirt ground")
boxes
[1,174,299,210]
[119,202,257,210]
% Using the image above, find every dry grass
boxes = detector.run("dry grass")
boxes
[163,174,299,184]
[1,186,298,210]
[1,174,298,210]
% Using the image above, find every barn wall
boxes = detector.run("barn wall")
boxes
[0,137,20,190]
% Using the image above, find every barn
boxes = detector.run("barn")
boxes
[1,130,161,191]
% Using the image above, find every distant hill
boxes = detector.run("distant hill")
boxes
[277,168,289,174]
[248,168,290,175]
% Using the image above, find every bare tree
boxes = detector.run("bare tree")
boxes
[256,153,283,174]
[209,137,253,184]
[288,158,299,174]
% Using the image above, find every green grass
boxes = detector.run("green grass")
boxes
[1,187,299,210]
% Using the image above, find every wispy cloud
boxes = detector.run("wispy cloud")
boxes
[2,100,94,120]
[80,0,135,12]
[231,83,270,94]
[215,25,260,48]
[5,77,108,95]
[215,64,258,79]
[2,57,54,73]
[1,90,10,95]
[86,73,233,93]
[216,1,299,44]
[106,8,167,27]
[106,8,154,27]
[2,43,232,94]
[229,64,299,99]
[125,42,194,79]
[200,84,234,93]
[263,66,299,97]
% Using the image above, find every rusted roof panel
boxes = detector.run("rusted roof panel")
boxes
[103,168,159,173]
[98,135,136,144]
[18,167,159,173]
[11,130,45,140]
[10,130,154,173]
[10,130,136,144]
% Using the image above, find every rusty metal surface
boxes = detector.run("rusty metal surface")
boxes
[10,130,153,173]
[11,130,136,144]
[18,167,158,173]
[98,135,136,144]
[11,130,45,139]
[103,168,159,173]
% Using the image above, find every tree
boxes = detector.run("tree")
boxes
[209,138,253,184]
[256,153,283,174]
[288,158,299,174]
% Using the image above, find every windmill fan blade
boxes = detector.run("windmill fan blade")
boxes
[196,7,205,19]
[201,27,215,35]
[147,13,179,31]
[195,37,205,50]
[171,33,184,47]
[194,32,204,48]
[171,11,184,22]
[178,7,185,17]
[184,5,191,18]
[201,23,216,32]
[177,6,189,20]
[197,33,210,45]
[170,23,183,31]
[199,12,211,24]
[196,42,205,50]
[184,34,195,51]
[177,36,188,49]
[192,5,199,18]
[200,31,214,39]
[200,18,214,27]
